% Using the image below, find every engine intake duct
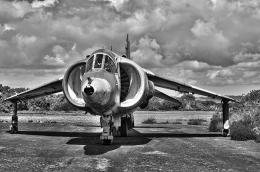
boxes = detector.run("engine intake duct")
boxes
[120,67,130,101]
[119,57,148,111]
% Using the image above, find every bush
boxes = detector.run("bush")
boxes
[51,99,77,111]
[142,117,157,124]
[50,95,78,111]
[230,110,258,141]
[187,119,206,125]
[28,97,51,111]
[140,97,181,111]
[230,120,256,141]
[159,121,182,124]
[209,112,223,132]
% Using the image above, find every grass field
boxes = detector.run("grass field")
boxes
[0,110,215,127]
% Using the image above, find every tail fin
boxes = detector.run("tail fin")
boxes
[125,34,131,59]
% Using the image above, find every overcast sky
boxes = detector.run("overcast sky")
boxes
[1,0,260,95]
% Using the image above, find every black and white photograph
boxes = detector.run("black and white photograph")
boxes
[0,0,260,171]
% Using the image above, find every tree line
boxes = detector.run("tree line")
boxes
[1,83,259,112]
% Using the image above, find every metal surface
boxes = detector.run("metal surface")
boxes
[10,101,18,134]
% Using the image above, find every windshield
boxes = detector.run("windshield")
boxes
[104,55,116,73]
[86,53,116,73]
[86,55,94,72]
[94,54,103,68]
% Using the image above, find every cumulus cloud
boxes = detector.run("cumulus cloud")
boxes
[132,35,163,68]
[207,69,234,80]
[0,0,260,93]
[188,19,232,66]
[31,0,59,8]
[175,60,219,72]
[0,1,35,24]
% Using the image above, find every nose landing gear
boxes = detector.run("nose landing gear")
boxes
[99,113,134,145]
[100,115,114,145]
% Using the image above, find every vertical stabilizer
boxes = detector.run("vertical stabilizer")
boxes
[125,34,131,59]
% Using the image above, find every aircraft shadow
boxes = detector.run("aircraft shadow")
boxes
[12,129,222,138]
[66,130,222,155]
[14,130,100,137]
[67,136,151,155]
[139,133,223,137]
[10,129,222,155]
[9,129,222,139]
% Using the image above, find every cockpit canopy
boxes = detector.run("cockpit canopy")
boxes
[86,53,117,73]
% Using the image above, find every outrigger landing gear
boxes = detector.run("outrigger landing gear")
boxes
[222,99,230,137]
[10,101,18,134]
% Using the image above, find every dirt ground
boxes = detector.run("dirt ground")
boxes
[0,112,260,172]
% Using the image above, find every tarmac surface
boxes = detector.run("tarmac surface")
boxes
[0,121,260,172]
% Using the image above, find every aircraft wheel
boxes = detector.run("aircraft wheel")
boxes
[102,139,112,145]
[120,117,128,137]
[9,125,18,134]
[129,114,134,129]
[222,129,230,137]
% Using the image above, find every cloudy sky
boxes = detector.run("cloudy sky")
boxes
[1,0,260,95]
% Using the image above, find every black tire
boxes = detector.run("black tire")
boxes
[10,125,18,134]
[120,117,128,137]
[129,113,134,129]
[222,129,230,137]
[102,139,112,145]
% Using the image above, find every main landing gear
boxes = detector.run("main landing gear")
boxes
[100,113,134,145]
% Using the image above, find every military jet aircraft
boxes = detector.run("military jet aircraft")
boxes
[5,35,236,144]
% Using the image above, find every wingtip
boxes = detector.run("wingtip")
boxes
[4,95,17,102]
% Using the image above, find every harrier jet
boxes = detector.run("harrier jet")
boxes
[5,35,236,144]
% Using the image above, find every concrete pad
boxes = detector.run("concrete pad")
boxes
[0,122,260,172]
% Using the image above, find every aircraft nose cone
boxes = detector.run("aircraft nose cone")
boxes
[84,86,94,95]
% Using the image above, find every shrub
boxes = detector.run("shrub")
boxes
[160,120,169,124]
[139,97,181,111]
[230,110,259,141]
[28,97,51,111]
[159,121,182,124]
[187,118,206,125]
[230,120,256,141]
[50,95,78,111]
[209,112,223,132]
[142,117,157,124]
[171,121,182,125]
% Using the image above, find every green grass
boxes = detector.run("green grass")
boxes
[142,118,183,125]
[209,113,223,132]
[159,120,182,124]
[230,110,259,141]
[142,117,157,124]
[230,120,256,141]
[187,118,207,125]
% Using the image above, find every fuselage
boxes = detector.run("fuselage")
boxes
[62,48,153,116]
[81,52,120,115]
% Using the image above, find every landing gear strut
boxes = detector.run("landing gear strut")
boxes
[99,113,134,145]
[120,116,128,137]
[100,115,113,145]
[120,113,134,137]
[10,101,18,134]
[222,99,230,137]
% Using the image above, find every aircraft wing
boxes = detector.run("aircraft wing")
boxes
[147,73,236,102]
[5,78,63,102]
